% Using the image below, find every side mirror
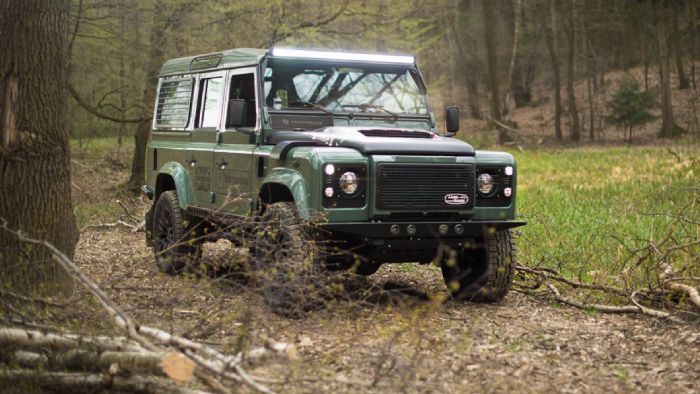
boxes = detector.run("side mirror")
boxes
[445,106,459,137]
[226,99,246,128]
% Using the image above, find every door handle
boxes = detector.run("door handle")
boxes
[185,157,197,167]
[216,159,228,170]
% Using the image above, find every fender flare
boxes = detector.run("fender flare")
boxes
[155,161,195,209]
[259,167,312,220]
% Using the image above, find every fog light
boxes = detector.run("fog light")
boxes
[503,187,512,197]
[324,187,334,198]
[455,224,464,235]
[324,164,335,176]
[504,166,514,176]
[439,224,448,235]
[407,224,416,236]
[390,225,400,235]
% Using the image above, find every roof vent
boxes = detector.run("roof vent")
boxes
[190,54,222,70]
[358,129,434,138]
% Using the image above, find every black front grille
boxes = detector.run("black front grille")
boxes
[376,164,474,210]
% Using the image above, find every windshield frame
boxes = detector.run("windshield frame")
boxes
[262,56,432,119]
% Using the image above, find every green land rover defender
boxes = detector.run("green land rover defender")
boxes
[142,48,525,312]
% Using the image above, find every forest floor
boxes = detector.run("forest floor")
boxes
[68,138,700,393]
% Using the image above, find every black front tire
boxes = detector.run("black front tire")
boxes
[441,229,516,302]
[254,202,321,316]
[152,190,201,275]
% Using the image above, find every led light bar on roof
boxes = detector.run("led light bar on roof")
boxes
[270,48,415,64]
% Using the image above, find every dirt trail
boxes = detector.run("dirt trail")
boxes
[75,227,699,393]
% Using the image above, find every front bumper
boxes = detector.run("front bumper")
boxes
[320,220,525,239]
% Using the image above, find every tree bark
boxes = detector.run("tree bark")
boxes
[127,1,165,191]
[560,0,580,142]
[481,0,505,143]
[544,0,563,141]
[670,1,689,90]
[0,0,78,295]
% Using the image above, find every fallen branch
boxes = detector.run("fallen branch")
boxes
[0,369,206,394]
[517,264,629,297]
[81,220,140,232]
[668,283,700,309]
[0,327,144,353]
[546,283,680,322]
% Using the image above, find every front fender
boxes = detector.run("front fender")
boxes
[157,161,195,209]
[260,168,312,220]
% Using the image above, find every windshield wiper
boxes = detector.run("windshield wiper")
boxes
[341,103,399,120]
[289,99,334,115]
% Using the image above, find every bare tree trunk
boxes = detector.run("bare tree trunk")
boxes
[127,2,165,191]
[482,0,505,143]
[0,0,78,295]
[561,0,580,142]
[671,1,689,90]
[583,10,595,141]
[504,0,523,114]
[456,0,482,119]
[118,0,127,148]
[653,1,677,138]
[544,0,563,141]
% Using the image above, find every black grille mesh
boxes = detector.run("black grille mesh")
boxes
[376,164,474,210]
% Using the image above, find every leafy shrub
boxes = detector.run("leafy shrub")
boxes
[606,76,655,141]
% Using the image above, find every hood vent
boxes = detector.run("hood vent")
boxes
[359,129,434,139]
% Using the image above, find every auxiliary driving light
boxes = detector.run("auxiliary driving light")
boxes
[455,224,464,235]
[324,164,335,176]
[324,187,334,198]
[503,187,512,197]
[439,224,449,235]
[504,166,514,176]
[390,225,400,235]
[271,48,415,64]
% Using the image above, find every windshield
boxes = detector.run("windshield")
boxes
[264,59,428,115]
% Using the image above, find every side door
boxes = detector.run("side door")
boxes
[213,67,259,215]
[188,71,226,207]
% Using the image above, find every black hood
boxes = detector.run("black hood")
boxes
[268,126,475,157]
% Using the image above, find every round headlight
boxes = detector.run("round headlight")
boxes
[504,166,514,176]
[478,173,495,195]
[324,164,335,176]
[324,187,334,198]
[339,172,359,195]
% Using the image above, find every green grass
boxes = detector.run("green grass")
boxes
[512,144,700,287]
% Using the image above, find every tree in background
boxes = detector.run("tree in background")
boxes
[650,0,684,138]
[559,0,580,142]
[0,0,78,295]
[481,0,505,143]
[606,76,654,141]
[543,0,564,141]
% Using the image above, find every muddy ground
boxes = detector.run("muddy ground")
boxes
[74,226,699,393]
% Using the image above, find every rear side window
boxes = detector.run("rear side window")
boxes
[155,77,193,128]
[196,77,223,128]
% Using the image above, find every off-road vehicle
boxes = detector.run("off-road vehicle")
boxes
[142,48,525,311]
